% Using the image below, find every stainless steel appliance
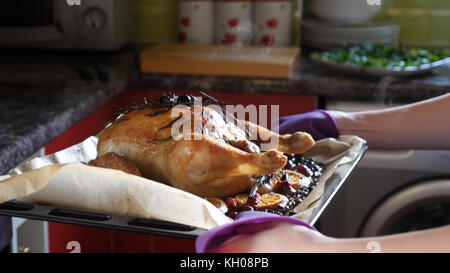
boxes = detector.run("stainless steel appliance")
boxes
[0,0,137,50]
[318,99,450,238]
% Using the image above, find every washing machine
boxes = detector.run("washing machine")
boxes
[317,99,450,238]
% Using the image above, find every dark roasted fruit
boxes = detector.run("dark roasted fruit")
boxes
[227,210,239,219]
[224,153,323,219]
[276,181,296,194]
[246,193,261,206]
[225,197,238,210]
[295,164,313,177]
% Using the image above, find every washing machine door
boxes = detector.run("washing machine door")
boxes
[360,179,450,237]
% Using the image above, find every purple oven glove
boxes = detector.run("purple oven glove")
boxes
[277,110,340,140]
[195,211,316,253]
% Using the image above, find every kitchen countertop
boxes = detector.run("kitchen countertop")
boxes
[0,48,133,175]
[133,48,450,103]
[0,45,449,174]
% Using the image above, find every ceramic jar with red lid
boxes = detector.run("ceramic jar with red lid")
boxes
[215,0,253,46]
[179,0,214,44]
[254,0,292,47]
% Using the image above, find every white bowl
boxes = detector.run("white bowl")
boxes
[309,0,383,25]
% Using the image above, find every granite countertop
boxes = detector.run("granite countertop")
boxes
[0,45,449,174]
[0,48,134,175]
[134,53,450,103]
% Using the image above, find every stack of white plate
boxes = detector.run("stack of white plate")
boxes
[301,19,400,50]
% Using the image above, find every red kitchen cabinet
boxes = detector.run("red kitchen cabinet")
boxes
[44,89,317,253]
[119,89,317,120]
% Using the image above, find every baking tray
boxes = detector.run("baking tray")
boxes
[0,144,367,240]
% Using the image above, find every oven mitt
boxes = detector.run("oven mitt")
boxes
[195,211,316,253]
[278,110,340,140]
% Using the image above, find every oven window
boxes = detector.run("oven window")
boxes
[0,0,53,27]
[385,200,450,235]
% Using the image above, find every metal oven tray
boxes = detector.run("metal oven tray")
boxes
[0,144,367,240]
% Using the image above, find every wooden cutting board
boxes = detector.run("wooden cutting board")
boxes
[140,44,300,79]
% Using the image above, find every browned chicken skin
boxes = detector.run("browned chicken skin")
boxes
[92,96,315,197]
[88,152,143,177]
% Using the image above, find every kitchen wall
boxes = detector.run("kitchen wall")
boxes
[135,0,450,49]
[137,0,178,44]
[381,0,450,48]
[136,0,303,46]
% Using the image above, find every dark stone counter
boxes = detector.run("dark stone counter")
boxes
[133,55,450,103]
[0,48,134,175]
[0,45,449,174]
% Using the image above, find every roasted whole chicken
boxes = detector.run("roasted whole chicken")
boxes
[89,95,315,198]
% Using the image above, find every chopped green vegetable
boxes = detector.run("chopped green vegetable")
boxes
[311,43,450,69]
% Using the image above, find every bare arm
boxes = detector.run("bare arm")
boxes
[211,222,450,253]
[328,93,450,150]
[325,225,450,253]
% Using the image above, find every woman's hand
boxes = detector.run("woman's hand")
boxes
[208,221,333,253]
[277,110,340,140]
[195,211,320,253]
[209,221,450,253]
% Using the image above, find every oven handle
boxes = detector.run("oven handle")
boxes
[363,150,415,161]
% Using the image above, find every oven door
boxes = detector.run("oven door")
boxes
[0,0,78,48]
[360,178,450,236]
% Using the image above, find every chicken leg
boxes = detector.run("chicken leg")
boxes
[243,120,315,154]
[165,133,286,187]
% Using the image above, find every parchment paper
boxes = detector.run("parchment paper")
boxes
[0,135,365,229]
[292,135,366,222]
